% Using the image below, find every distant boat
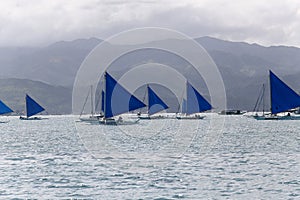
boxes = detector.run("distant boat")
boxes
[138,85,169,120]
[19,94,47,120]
[79,85,103,123]
[176,81,212,120]
[0,100,13,123]
[218,109,246,115]
[253,70,300,120]
[99,72,146,125]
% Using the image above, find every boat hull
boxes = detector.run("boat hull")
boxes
[218,110,246,115]
[253,115,300,120]
[138,115,165,120]
[176,115,205,120]
[99,117,140,125]
[19,116,47,120]
[79,115,103,123]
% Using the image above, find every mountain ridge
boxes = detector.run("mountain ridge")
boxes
[1,36,300,113]
[0,78,71,115]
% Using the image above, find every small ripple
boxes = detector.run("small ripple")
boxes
[232,177,249,182]
[5,156,36,161]
[102,156,114,160]
[220,193,231,197]
[279,180,299,185]
[112,173,124,177]
[124,175,141,180]
[47,184,93,189]
[172,194,185,199]
[212,167,225,171]
[148,183,167,189]
[263,189,283,193]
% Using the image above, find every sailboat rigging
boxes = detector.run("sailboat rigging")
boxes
[79,85,103,122]
[99,72,146,125]
[138,85,169,120]
[253,83,266,115]
[253,70,300,120]
[176,81,212,119]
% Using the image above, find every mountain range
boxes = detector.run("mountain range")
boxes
[0,78,71,115]
[1,36,300,114]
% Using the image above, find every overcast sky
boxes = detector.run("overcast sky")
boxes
[1,0,300,47]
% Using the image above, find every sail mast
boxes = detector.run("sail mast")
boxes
[185,80,188,113]
[262,83,265,115]
[79,91,89,118]
[90,85,94,117]
[147,84,149,114]
[145,84,149,114]
[269,70,272,114]
[104,72,106,118]
[25,95,28,118]
[177,85,185,114]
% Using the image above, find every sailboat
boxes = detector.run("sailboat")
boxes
[176,81,212,119]
[19,94,47,120]
[138,85,169,120]
[99,72,146,125]
[0,100,13,123]
[253,70,300,120]
[79,85,104,122]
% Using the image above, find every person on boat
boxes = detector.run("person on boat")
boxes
[117,116,123,123]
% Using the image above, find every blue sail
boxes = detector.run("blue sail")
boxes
[105,73,146,118]
[186,82,212,115]
[26,94,45,118]
[148,86,169,115]
[0,100,13,115]
[270,70,300,114]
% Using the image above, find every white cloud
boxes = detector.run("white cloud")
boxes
[0,0,300,47]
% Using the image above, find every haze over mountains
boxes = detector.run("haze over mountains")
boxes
[1,36,300,114]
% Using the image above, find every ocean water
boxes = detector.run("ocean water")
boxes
[0,114,299,199]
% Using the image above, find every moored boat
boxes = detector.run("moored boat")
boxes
[137,85,169,120]
[79,85,104,123]
[176,81,212,120]
[218,109,246,115]
[100,72,146,125]
[19,94,47,120]
[252,70,300,120]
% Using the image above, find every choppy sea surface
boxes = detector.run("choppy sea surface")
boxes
[0,114,299,199]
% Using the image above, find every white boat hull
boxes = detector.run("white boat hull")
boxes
[99,116,140,125]
[79,115,103,123]
[19,116,47,120]
[253,114,300,120]
[138,114,165,120]
[176,114,205,120]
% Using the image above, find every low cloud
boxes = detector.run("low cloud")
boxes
[0,0,300,47]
